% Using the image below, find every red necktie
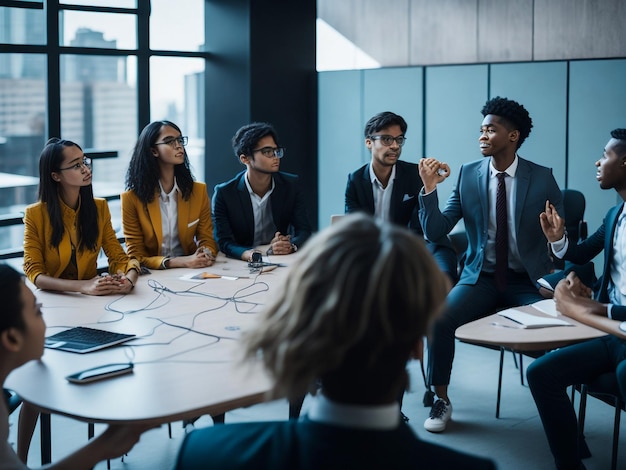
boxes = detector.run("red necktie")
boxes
[495,172,508,291]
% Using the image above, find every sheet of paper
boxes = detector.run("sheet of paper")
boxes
[497,309,572,328]
[531,298,559,317]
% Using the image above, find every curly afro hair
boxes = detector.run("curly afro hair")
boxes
[481,97,533,149]
[610,128,626,156]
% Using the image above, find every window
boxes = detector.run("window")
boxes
[0,0,210,256]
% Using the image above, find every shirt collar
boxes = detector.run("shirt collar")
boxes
[489,154,519,178]
[244,173,275,197]
[158,178,179,201]
[306,393,400,430]
[369,163,397,187]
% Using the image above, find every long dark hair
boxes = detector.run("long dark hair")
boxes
[0,264,25,332]
[38,138,98,251]
[125,120,194,204]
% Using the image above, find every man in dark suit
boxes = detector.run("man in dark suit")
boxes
[528,128,626,470]
[174,213,496,469]
[212,122,312,260]
[345,111,457,282]
[418,97,563,432]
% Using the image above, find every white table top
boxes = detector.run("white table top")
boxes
[6,253,295,425]
[455,302,608,352]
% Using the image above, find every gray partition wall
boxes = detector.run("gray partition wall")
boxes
[318,58,626,232]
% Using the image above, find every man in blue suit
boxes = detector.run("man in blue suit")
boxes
[175,213,495,469]
[528,128,626,470]
[418,97,563,432]
[212,122,312,260]
[345,111,458,282]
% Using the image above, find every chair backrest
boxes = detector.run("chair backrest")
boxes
[330,214,344,225]
[561,189,587,243]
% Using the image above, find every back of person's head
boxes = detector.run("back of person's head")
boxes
[611,128,626,156]
[243,213,449,402]
[232,122,280,161]
[0,264,25,334]
[364,111,408,138]
[126,120,193,203]
[481,96,533,149]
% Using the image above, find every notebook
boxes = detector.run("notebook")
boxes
[44,327,136,354]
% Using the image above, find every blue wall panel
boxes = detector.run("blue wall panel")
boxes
[425,65,489,209]
[490,61,567,188]
[569,59,626,235]
[318,71,362,229]
[362,67,424,164]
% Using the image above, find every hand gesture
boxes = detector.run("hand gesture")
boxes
[539,200,565,242]
[419,157,450,193]
[81,273,130,296]
[268,232,294,255]
[175,247,216,269]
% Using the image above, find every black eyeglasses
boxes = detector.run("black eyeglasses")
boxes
[252,146,285,159]
[154,136,188,148]
[59,156,92,171]
[369,135,407,147]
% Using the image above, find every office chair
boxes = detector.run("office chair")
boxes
[554,189,588,270]
[577,372,625,470]
[3,388,21,415]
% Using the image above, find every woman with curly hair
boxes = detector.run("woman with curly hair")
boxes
[122,121,217,270]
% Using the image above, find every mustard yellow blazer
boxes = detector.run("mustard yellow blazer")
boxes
[121,182,218,270]
[23,198,140,284]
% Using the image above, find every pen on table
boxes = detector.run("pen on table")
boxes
[490,322,523,329]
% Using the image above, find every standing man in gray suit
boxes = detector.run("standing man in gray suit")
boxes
[418,97,563,433]
[345,111,457,282]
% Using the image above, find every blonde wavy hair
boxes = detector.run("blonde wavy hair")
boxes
[242,213,449,401]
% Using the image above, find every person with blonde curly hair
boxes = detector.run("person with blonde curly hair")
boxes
[174,213,495,469]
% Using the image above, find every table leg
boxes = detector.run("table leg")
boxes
[40,412,51,465]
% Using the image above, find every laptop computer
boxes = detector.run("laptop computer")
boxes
[45,327,136,354]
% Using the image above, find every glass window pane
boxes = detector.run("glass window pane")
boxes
[61,10,136,49]
[0,53,46,251]
[0,7,46,45]
[62,0,136,7]
[150,57,205,180]
[150,0,204,52]
[61,54,137,200]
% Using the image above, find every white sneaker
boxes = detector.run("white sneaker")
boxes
[424,399,452,432]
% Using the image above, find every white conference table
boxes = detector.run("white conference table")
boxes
[6,253,295,463]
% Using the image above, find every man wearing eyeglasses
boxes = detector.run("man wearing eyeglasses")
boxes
[345,111,458,282]
[212,122,312,261]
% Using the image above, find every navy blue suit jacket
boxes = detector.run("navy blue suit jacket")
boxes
[561,203,626,320]
[174,419,496,470]
[419,157,563,286]
[212,171,312,259]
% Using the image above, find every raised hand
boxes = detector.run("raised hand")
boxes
[539,200,565,242]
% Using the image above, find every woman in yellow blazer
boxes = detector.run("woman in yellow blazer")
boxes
[23,138,139,295]
[122,120,218,270]
[19,137,141,463]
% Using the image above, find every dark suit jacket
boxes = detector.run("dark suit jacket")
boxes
[212,171,312,259]
[419,157,563,286]
[345,160,454,248]
[561,203,626,320]
[174,419,497,470]
[346,160,425,234]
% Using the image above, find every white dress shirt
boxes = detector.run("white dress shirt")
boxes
[159,179,183,257]
[369,163,396,223]
[306,393,400,430]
